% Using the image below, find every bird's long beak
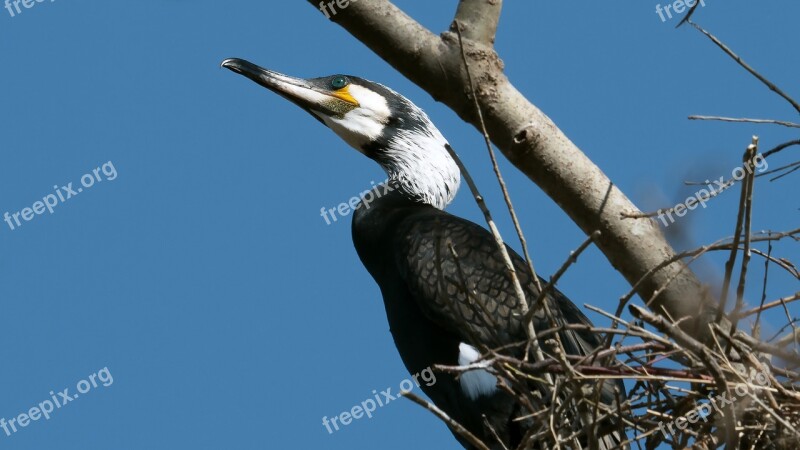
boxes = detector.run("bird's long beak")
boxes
[221,58,343,118]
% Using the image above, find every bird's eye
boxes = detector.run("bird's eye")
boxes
[331,76,348,89]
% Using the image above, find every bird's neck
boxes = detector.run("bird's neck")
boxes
[375,129,461,210]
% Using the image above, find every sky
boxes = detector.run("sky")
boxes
[1,1,798,449]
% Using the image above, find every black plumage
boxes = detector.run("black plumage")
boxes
[353,184,622,449]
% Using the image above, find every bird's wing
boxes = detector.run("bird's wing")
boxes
[393,208,626,447]
[393,208,603,357]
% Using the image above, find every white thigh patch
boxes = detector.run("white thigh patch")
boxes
[457,343,498,400]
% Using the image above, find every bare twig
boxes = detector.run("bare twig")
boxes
[688,115,800,129]
[523,231,601,324]
[734,293,800,320]
[717,137,759,323]
[763,139,800,158]
[728,140,759,339]
[676,0,702,28]
[688,20,800,115]
[402,392,492,450]
[753,237,773,339]
[758,160,800,182]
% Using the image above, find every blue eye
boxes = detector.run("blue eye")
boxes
[331,76,348,89]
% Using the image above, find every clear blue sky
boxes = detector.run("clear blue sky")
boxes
[1,1,798,449]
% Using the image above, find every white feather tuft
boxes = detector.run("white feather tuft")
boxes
[458,343,498,400]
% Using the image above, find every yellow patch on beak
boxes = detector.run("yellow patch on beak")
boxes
[330,86,360,106]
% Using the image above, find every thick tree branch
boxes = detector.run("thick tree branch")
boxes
[308,0,718,341]
[453,0,502,45]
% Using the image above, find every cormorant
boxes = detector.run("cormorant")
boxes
[222,58,625,450]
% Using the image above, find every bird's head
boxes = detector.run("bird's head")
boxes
[221,58,460,209]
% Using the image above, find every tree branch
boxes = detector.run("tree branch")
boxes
[453,0,502,45]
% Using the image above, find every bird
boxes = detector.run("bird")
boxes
[221,58,626,450]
